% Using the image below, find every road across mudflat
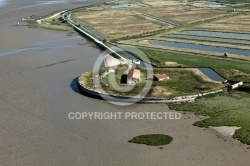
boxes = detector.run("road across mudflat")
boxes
[0,1,250,166]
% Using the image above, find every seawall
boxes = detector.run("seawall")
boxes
[77,73,224,103]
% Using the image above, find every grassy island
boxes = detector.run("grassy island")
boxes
[79,65,224,98]
[128,134,173,146]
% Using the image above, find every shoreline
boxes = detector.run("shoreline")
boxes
[1,0,250,165]
[77,71,224,103]
[210,126,241,137]
[62,3,249,146]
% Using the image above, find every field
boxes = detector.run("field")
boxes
[70,0,250,89]
[135,3,227,24]
[169,91,250,144]
[73,8,169,39]
[149,68,223,97]
[125,47,250,82]
[195,13,250,32]
[71,0,244,40]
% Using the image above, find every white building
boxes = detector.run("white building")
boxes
[127,69,141,85]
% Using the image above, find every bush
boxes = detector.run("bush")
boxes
[128,134,173,146]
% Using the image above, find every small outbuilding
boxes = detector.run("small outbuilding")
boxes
[228,81,243,90]
[127,69,141,84]
[154,74,169,81]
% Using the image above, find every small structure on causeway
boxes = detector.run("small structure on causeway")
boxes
[127,69,141,85]
[227,81,243,90]
[104,55,122,67]
[154,74,169,81]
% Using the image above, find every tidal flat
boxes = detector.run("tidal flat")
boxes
[0,0,250,166]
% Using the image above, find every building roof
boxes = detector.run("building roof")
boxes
[128,69,140,80]
[154,74,169,80]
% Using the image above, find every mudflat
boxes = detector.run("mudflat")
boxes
[0,1,250,166]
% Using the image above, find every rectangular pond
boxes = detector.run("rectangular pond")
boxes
[167,34,250,45]
[111,4,130,9]
[208,4,225,8]
[198,68,226,82]
[151,40,250,56]
[185,30,250,39]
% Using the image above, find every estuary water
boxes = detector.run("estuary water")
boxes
[1,0,250,165]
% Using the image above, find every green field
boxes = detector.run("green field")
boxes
[28,14,73,32]
[37,24,72,31]
[169,91,250,144]
[150,68,223,97]
[132,47,250,82]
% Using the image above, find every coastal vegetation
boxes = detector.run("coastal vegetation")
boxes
[28,13,73,32]
[122,46,250,82]
[128,134,173,146]
[169,91,250,144]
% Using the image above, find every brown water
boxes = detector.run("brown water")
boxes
[0,1,250,166]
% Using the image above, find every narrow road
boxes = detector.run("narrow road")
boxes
[63,13,127,62]
[138,12,181,27]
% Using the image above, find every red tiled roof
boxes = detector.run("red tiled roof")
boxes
[154,74,168,80]
[128,69,140,80]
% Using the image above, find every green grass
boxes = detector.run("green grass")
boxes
[169,91,250,144]
[28,16,73,32]
[150,68,223,97]
[128,134,173,146]
[27,20,39,28]
[137,47,250,81]
[81,65,223,98]
[37,24,72,31]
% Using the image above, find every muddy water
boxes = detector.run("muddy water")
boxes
[0,42,79,57]
[1,1,250,166]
